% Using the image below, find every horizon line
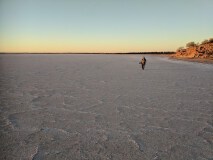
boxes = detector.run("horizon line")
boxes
[0,51,175,54]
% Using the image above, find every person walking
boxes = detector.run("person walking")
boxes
[139,56,147,70]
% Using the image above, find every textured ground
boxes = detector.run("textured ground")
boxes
[0,54,213,160]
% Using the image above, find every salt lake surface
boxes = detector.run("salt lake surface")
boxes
[0,54,213,160]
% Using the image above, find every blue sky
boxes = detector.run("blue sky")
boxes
[0,0,213,52]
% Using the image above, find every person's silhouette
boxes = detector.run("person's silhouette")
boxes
[139,57,147,70]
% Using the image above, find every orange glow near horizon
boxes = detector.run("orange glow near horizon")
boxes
[0,36,179,53]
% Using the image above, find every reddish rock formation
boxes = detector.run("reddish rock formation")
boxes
[175,42,213,59]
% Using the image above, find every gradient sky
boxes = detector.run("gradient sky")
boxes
[0,0,213,53]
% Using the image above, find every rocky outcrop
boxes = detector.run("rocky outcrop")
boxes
[175,42,213,59]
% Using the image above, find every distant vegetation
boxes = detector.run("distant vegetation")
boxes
[176,47,184,52]
[201,39,209,44]
[126,52,174,54]
[175,38,213,58]
[209,38,213,43]
[177,38,213,52]
[200,38,213,44]
[0,52,175,54]
[186,41,197,48]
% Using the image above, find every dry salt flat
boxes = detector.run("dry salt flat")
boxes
[0,54,213,160]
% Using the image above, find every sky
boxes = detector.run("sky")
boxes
[0,0,213,53]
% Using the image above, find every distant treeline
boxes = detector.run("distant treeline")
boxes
[125,51,175,54]
[0,52,175,54]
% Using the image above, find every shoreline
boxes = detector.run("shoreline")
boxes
[168,55,213,64]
